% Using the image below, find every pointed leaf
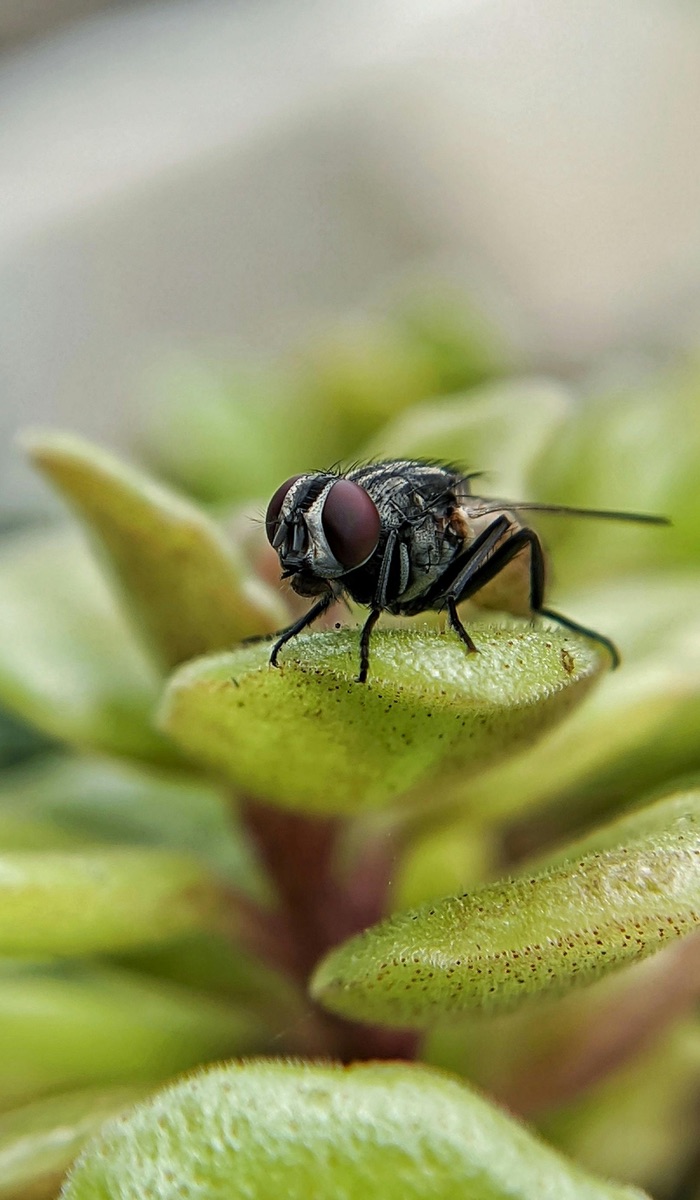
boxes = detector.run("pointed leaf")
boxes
[311,797,700,1026]
[159,625,604,814]
[61,1060,646,1200]
[25,431,285,669]
[0,529,173,761]
[0,848,223,956]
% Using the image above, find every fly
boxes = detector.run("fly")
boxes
[263,460,669,683]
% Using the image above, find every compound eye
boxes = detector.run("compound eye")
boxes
[321,479,381,568]
[265,475,304,544]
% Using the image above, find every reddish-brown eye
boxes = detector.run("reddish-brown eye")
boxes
[322,479,381,568]
[265,475,304,543]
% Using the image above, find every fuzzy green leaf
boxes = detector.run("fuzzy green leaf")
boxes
[0,529,173,762]
[24,431,285,669]
[159,625,604,814]
[0,1085,146,1200]
[311,798,700,1026]
[61,1059,646,1200]
[0,848,223,956]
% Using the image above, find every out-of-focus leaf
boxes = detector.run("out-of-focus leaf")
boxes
[457,576,700,827]
[531,365,699,583]
[298,322,459,444]
[139,356,313,505]
[25,432,285,669]
[159,625,604,814]
[0,812,83,852]
[392,816,495,912]
[541,1019,700,1198]
[0,705,54,770]
[0,529,172,763]
[0,756,266,898]
[0,848,223,956]
[392,290,508,392]
[363,378,570,498]
[0,962,260,1110]
[119,934,302,1031]
[61,1059,646,1200]
[0,1084,147,1200]
[542,788,700,867]
[311,799,700,1026]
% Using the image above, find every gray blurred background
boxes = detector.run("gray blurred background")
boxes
[3,0,700,513]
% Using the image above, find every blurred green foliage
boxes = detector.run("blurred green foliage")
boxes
[0,298,698,1198]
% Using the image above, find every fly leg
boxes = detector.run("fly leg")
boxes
[444,522,620,668]
[354,529,400,683]
[357,609,382,684]
[268,591,336,668]
[436,516,512,652]
[538,606,620,668]
[512,530,621,667]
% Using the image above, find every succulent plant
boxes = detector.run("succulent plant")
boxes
[0,309,699,1199]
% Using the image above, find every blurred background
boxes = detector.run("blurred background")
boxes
[2,4,700,1197]
[4,0,700,515]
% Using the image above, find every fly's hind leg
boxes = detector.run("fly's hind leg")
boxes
[437,519,620,668]
[537,607,620,669]
[510,529,621,668]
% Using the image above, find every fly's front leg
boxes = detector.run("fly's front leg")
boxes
[357,609,381,684]
[269,591,335,668]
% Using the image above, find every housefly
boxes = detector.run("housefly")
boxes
[264,460,669,683]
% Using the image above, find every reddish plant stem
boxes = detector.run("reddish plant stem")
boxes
[238,797,420,1063]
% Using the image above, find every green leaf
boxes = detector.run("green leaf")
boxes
[61,1059,646,1200]
[0,756,267,898]
[118,933,302,1030]
[311,797,700,1026]
[159,625,605,814]
[0,848,223,956]
[24,431,285,669]
[0,1085,146,1200]
[0,529,173,762]
[0,963,259,1110]
[0,704,53,770]
[531,366,698,583]
[363,378,570,498]
[541,1019,700,1196]
[138,356,315,506]
[458,575,700,826]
